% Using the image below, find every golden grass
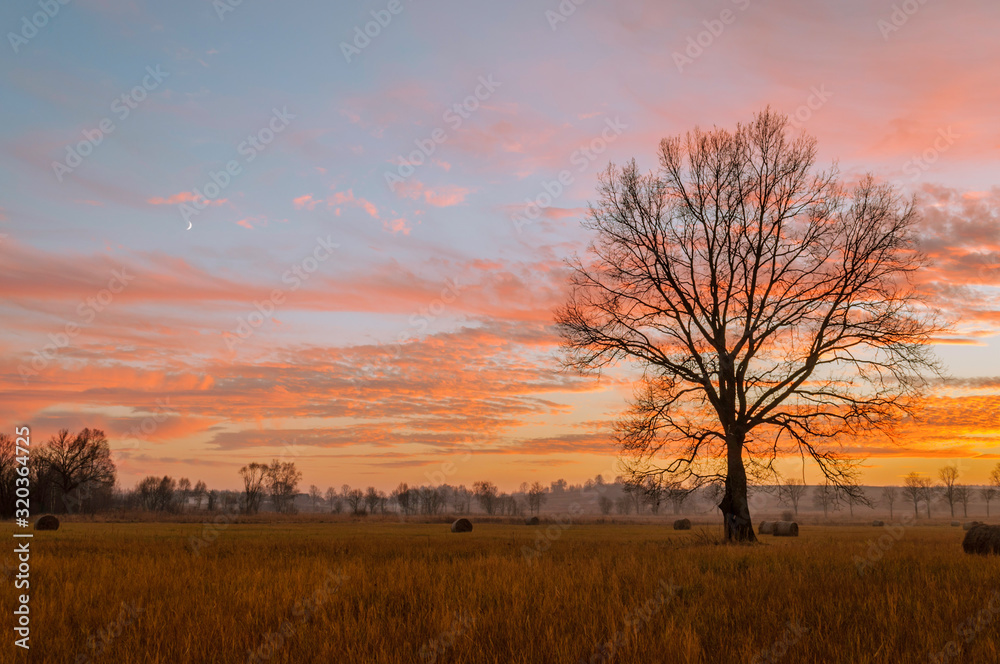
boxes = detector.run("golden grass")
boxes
[3,520,1000,663]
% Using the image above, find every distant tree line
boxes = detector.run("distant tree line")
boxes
[4,430,1000,520]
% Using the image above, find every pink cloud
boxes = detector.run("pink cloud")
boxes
[395,180,472,207]
[147,191,227,207]
[293,194,319,211]
[328,189,379,218]
[385,217,411,235]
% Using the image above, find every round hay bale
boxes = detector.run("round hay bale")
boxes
[772,521,799,537]
[951,520,961,527]
[963,521,983,531]
[34,515,60,531]
[872,520,884,527]
[450,518,473,533]
[672,518,691,530]
[525,516,540,526]
[758,521,775,535]
[962,524,1000,555]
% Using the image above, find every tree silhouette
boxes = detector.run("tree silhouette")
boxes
[557,109,941,541]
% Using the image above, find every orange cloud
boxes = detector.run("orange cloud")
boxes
[147,191,227,207]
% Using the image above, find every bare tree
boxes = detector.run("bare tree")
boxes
[391,482,414,516]
[988,463,1000,516]
[556,110,940,541]
[176,478,191,512]
[308,485,322,511]
[239,462,268,515]
[598,495,614,515]
[665,480,697,515]
[342,485,364,515]
[265,460,301,514]
[938,464,959,518]
[37,429,116,513]
[324,486,341,513]
[452,485,472,514]
[880,486,898,520]
[902,472,932,519]
[841,486,866,518]
[954,485,971,518]
[812,482,839,519]
[777,479,808,516]
[982,486,997,517]
[418,486,444,515]
[473,481,499,515]
[137,475,176,512]
[0,434,17,519]
[192,480,207,510]
[526,481,547,515]
[364,487,381,515]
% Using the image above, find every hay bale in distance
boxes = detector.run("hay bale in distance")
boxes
[872,520,885,527]
[963,521,983,531]
[772,521,799,537]
[35,515,60,531]
[951,521,961,527]
[673,518,691,530]
[962,524,1000,555]
[758,521,775,535]
[525,516,540,526]
[450,518,473,533]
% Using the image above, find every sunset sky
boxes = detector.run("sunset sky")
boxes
[1,0,999,492]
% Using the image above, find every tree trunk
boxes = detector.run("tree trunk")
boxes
[719,432,756,542]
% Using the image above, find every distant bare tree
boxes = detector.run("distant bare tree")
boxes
[0,434,17,519]
[622,480,644,514]
[557,109,940,541]
[665,480,697,515]
[391,482,414,516]
[473,481,500,515]
[419,486,444,515]
[880,486,898,520]
[954,485,971,518]
[266,461,301,514]
[308,485,321,511]
[324,486,342,513]
[777,479,808,516]
[137,475,176,512]
[812,483,839,519]
[339,485,363,515]
[239,462,268,515]
[176,478,191,511]
[192,480,207,510]
[938,465,960,518]
[526,482,547,515]
[452,485,472,513]
[364,487,380,515]
[982,486,997,517]
[37,428,116,513]
[598,495,614,515]
[902,472,931,519]
[841,486,866,518]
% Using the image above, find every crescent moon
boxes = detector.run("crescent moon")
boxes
[186,221,192,230]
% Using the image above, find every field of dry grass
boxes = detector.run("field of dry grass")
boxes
[4,518,1000,663]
